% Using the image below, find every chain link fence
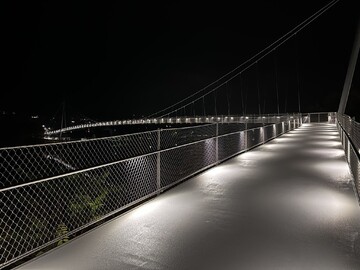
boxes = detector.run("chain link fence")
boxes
[0,117,301,269]
[337,114,360,155]
[0,131,158,189]
[337,114,360,199]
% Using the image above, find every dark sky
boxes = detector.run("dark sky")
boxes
[2,1,359,121]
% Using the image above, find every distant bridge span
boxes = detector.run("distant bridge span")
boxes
[43,113,329,137]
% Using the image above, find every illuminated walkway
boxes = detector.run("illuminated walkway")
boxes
[18,124,360,270]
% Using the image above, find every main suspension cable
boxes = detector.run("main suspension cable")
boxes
[149,0,339,118]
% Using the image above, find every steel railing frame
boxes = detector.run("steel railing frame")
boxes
[336,113,360,200]
[0,117,303,269]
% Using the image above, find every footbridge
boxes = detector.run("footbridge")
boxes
[1,0,360,268]
[1,113,359,269]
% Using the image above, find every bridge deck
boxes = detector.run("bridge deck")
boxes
[17,124,360,270]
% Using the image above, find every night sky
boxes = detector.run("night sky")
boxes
[2,1,359,121]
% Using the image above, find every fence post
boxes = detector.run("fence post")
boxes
[216,123,219,164]
[157,129,161,194]
[244,129,248,150]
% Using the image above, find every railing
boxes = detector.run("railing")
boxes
[302,112,337,123]
[0,117,301,268]
[44,113,301,136]
[337,114,360,199]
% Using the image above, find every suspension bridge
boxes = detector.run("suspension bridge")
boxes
[1,1,360,269]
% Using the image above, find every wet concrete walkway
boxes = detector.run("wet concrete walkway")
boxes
[17,124,360,270]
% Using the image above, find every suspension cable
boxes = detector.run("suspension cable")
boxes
[295,34,302,113]
[256,62,261,115]
[273,50,280,114]
[149,0,339,118]
[240,73,245,115]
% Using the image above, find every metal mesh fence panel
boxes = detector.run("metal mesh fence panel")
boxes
[287,120,292,131]
[328,112,336,124]
[217,123,247,136]
[0,132,158,188]
[160,124,216,150]
[246,128,262,149]
[0,154,158,267]
[338,114,360,155]
[310,114,318,122]
[308,112,335,123]
[337,116,360,198]
[349,145,360,197]
[264,125,276,142]
[275,123,283,136]
[160,139,217,188]
[218,131,246,162]
[290,120,297,130]
[285,121,291,132]
[319,113,328,122]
